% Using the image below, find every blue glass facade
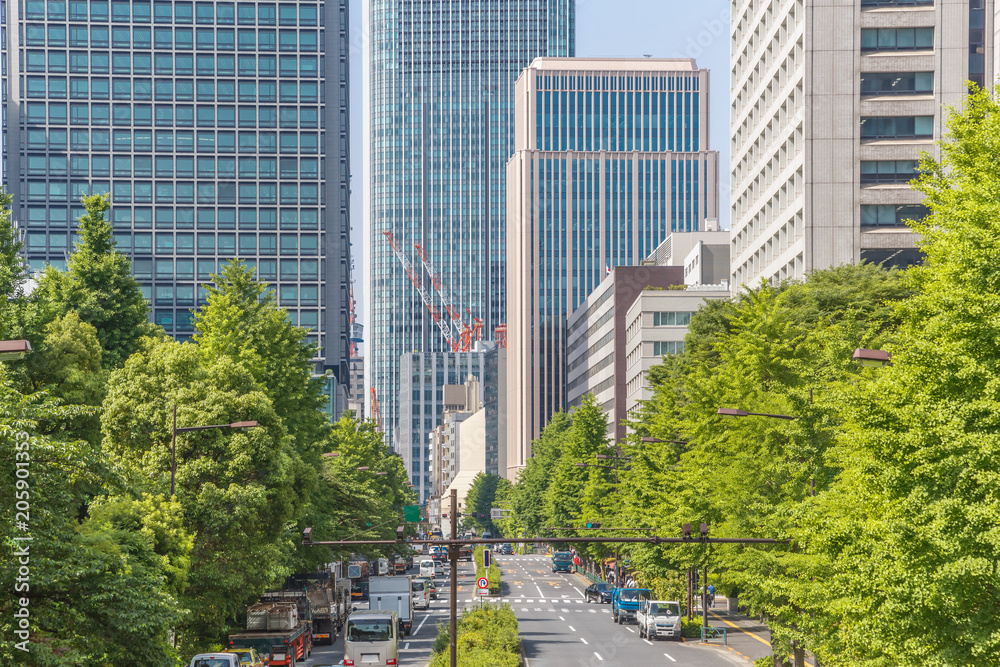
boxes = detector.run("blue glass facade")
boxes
[368,0,574,467]
[3,0,352,380]
[506,60,719,471]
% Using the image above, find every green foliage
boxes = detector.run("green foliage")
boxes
[0,373,180,666]
[465,472,504,536]
[428,603,520,667]
[34,194,159,368]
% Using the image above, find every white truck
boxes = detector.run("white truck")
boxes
[636,599,683,641]
[368,575,414,636]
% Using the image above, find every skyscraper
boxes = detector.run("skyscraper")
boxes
[505,58,720,476]
[3,0,352,384]
[365,0,575,482]
[730,0,993,285]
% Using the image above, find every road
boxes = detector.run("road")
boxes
[297,554,747,667]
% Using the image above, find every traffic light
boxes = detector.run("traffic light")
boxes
[585,522,602,529]
[682,523,692,540]
[302,527,312,544]
[700,522,708,541]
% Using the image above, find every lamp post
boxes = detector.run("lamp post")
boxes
[170,404,258,496]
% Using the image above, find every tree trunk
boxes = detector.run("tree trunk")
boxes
[793,646,805,667]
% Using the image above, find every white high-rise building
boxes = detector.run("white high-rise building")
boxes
[730,0,994,286]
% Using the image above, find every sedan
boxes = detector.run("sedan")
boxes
[584,582,613,604]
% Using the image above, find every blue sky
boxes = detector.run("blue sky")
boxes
[350,0,731,324]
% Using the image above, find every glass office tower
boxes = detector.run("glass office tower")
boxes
[506,58,720,476]
[366,0,574,477]
[3,0,352,384]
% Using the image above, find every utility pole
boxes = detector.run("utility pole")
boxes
[449,488,458,667]
[702,564,709,633]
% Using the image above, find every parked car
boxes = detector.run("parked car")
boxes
[190,654,240,667]
[637,599,683,641]
[584,582,613,603]
[226,648,265,666]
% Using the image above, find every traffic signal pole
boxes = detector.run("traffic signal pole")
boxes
[449,488,458,667]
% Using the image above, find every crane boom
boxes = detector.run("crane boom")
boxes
[383,231,460,352]
[412,244,463,327]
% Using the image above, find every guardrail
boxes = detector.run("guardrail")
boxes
[700,626,728,645]
[574,566,604,585]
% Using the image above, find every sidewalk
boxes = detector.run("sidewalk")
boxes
[692,598,818,667]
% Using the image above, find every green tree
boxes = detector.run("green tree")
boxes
[465,473,503,536]
[35,194,158,368]
[510,411,571,537]
[809,85,1000,666]
[0,372,181,666]
[100,338,294,650]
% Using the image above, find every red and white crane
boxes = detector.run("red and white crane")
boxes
[382,231,460,352]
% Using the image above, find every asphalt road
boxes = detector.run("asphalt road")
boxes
[499,554,748,667]
[297,554,747,667]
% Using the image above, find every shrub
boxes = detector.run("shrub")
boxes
[473,546,502,594]
[428,603,521,667]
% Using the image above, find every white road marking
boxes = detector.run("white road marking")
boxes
[536,584,546,599]
[580,638,589,645]
[414,613,433,634]
[626,627,635,634]
[593,652,604,661]
[572,586,583,596]
[643,639,653,646]
[559,616,565,621]
[664,653,677,662]
[589,609,596,613]
[404,643,410,650]
[568,625,576,632]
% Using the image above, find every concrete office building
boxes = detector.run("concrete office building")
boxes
[365,0,575,455]
[3,0,353,387]
[730,0,994,285]
[506,58,720,477]
[347,356,365,418]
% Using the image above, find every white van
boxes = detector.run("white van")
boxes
[344,610,399,667]
[411,579,430,609]
[419,558,435,578]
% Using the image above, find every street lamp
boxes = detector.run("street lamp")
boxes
[170,405,258,496]
[0,339,31,361]
[853,348,891,368]
[717,407,796,420]
[323,451,341,458]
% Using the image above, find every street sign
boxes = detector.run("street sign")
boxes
[477,577,489,595]
[483,548,492,568]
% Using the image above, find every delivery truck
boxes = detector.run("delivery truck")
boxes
[368,575,414,636]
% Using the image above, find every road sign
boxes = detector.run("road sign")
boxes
[477,577,489,595]
[483,548,492,568]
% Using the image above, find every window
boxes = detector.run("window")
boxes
[653,312,694,326]
[860,204,930,228]
[860,160,920,185]
[861,0,932,7]
[860,116,934,140]
[861,72,933,97]
[653,341,684,355]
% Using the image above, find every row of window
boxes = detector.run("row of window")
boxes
[129,257,320,280]
[23,51,321,78]
[155,283,321,307]
[652,311,694,327]
[104,232,321,254]
[861,0,932,7]
[860,72,933,97]
[860,116,933,141]
[26,24,322,52]
[860,204,930,227]
[860,28,934,52]
[21,129,325,154]
[154,307,319,331]
[860,160,920,185]
[26,155,322,179]
[24,206,323,229]
[24,1,320,26]
[22,77,323,106]
[652,340,685,356]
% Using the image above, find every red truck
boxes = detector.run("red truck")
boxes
[228,602,311,667]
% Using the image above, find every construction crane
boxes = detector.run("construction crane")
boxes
[413,244,463,330]
[494,324,507,349]
[370,387,383,432]
[459,308,484,352]
[383,231,460,352]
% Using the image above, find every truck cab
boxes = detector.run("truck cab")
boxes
[344,610,399,667]
[551,551,573,573]
[611,587,652,625]
[636,599,682,641]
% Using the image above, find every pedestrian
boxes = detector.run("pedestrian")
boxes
[708,584,715,608]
